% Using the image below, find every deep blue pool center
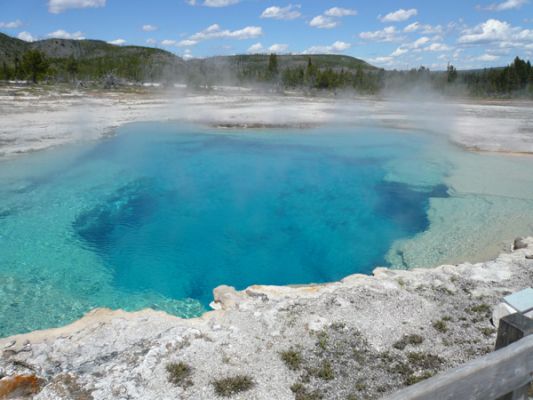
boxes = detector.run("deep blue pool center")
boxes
[0,123,449,337]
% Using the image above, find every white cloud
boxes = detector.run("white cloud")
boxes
[189,24,263,41]
[47,29,85,40]
[0,20,23,29]
[247,42,264,53]
[48,0,106,14]
[142,24,158,32]
[379,8,418,23]
[458,18,533,48]
[177,39,198,47]
[404,22,444,34]
[188,0,240,7]
[146,38,157,45]
[425,43,451,51]
[368,56,393,65]
[477,53,500,61]
[359,26,402,42]
[161,39,177,46]
[182,49,194,60]
[309,15,337,29]
[481,0,528,11]
[108,38,126,45]
[303,41,351,54]
[247,42,289,53]
[261,5,301,20]
[391,47,408,57]
[310,7,357,29]
[324,7,357,17]
[269,43,289,53]
[17,31,36,42]
[412,36,430,48]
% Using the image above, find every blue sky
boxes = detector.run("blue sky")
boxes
[1,0,532,70]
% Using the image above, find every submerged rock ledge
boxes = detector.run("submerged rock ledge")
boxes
[1,238,532,400]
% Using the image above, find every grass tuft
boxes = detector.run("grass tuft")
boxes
[166,362,193,388]
[280,349,303,371]
[393,334,424,350]
[212,375,254,397]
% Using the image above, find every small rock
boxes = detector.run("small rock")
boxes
[526,255,533,260]
[307,317,329,332]
[514,237,528,250]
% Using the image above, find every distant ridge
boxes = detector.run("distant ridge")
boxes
[0,32,187,81]
[0,32,376,83]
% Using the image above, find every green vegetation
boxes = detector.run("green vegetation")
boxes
[212,375,254,397]
[314,360,334,381]
[280,348,303,371]
[406,352,444,370]
[405,371,435,386]
[316,331,328,351]
[0,32,185,83]
[290,383,323,400]
[1,33,531,98]
[166,362,193,388]
[432,320,449,333]
[21,49,49,83]
[393,334,425,350]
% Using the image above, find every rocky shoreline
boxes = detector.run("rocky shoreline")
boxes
[1,238,532,399]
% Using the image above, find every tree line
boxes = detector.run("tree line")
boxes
[1,49,532,98]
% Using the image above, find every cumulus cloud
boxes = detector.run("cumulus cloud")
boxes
[425,42,451,51]
[161,39,177,46]
[161,24,261,48]
[368,56,393,65]
[48,0,106,14]
[108,38,126,45]
[260,5,301,20]
[458,18,533,47]
[47,29,85,40]
[189,24,262,42]
[177,39,198,47]
[303,41,351,54]
[309,15,338,29]
[359,26,402,42]
[477,53,500,61]
[324,7,357,17]
[268,43,289,53]
[247,42,264,53]
[391,47,408,57]
[480,0,528,11]
[17,31,36,42]
[187,0,239,7]
[146,38,157,45]
[247,42,289,53]
[309,7,357,29]
[379,8,417,23]
[404,22,444,34]
[142,24,158,32]
[389,35,452,59]
[0,20,23,29]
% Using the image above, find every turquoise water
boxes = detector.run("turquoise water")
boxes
[0,123,449,337]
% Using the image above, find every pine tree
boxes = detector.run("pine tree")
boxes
[22,50,49,83]
[267,53,279,80]
[447,63,458,83]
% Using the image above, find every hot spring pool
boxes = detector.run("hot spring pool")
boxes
[1,123,533,337]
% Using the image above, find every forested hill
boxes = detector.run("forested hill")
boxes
[0,32,375,85]
[0,32,187,82]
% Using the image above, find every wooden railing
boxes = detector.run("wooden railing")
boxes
[384,313,533,400]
